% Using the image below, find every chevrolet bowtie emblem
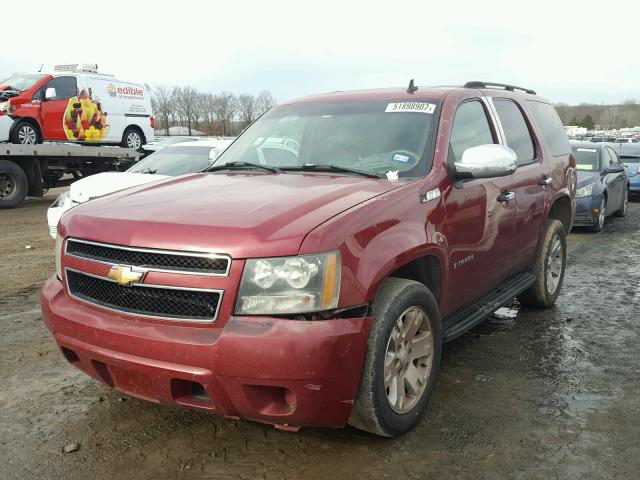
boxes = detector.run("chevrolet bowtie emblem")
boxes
[107,265,145,286]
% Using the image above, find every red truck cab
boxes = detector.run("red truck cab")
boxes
[41,81,576,436]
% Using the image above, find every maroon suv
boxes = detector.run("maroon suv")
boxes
[42,81,576,437]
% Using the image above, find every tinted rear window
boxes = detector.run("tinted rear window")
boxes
[525,101,570,157]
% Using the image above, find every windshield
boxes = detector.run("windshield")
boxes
[572,147,600,171]
[0,74,46,92]
[213,99,440,177]
[127,146,214,175]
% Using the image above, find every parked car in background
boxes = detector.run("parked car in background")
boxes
[620,154,640,196]
[43,81,575,437]
[141,136,202,156]
[615,138,640,144]
[0,64,153,149]
[47,138,232,237]
[571,141,629,231]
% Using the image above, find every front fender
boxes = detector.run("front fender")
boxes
[299,181,449,308]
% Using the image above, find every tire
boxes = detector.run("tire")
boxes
[589,196,607,232]
[613,188,629,217]
[518,219,566,308]
[121,127,144,150]
[0,160,28,209]
[349,278,442,437]
[10,120,40,145]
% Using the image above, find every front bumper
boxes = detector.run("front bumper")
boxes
[0,113,14,142]
[41,276,371,429]
[573,195,600,226]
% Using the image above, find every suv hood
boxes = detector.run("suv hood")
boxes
[61,172,402,258]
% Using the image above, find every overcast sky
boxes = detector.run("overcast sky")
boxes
[2,0,638,105]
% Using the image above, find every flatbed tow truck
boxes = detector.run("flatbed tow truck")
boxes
[0,143,139,208]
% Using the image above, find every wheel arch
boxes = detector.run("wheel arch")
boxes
[10,117,42,143]
[123,124,146,144]
[548,194,572,233]
[364,247,447,307]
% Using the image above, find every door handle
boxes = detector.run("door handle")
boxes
[497,191,516,203]
[539,176,552,186]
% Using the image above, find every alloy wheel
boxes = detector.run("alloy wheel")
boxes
[18,125,37,144]
[546,233,563,295]
[126,132,142,150]
[384,306,434,414]
[598,198,606,230]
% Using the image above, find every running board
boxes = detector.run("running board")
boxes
[442,271,535,342]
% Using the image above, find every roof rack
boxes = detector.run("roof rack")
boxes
[53,64,115,77]
[464,81,536,95]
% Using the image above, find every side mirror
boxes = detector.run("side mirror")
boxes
[605,164,625,174]
[453,144,517,180]
[45,87,57,100]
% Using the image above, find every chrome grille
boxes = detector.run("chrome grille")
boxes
[66,269,222,322]
[66,238,230,276]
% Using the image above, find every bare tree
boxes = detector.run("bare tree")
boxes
[237,94,256,125]
[211,92,237,135]
[174,86,200,135]
[255,90,276,116]
[152,85,174,135]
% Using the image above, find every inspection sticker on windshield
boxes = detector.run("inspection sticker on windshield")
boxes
[385,102,436,114]
[392,153,411,163]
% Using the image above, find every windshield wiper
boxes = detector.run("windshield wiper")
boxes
[207,161,282,174]
[280,164,383,179]
[137,168,157,174]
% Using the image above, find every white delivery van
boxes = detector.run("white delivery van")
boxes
[0,64,154,148]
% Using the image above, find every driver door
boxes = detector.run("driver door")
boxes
[40,76,78,141]
[442,99,517,311]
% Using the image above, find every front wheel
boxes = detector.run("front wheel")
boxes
[349,278,442,437]
[121,127,144,150]
[518,219,566,308]
[589,197,607,232]
[10,121,40,144]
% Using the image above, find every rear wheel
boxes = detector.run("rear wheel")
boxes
[121,127,144,150]
[613,188,628,217]
[518,219,566,308]
[0,160,28,208]
[349,278,442,437]
[10,121,40,145]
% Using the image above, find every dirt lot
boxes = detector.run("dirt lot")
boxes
[1,190,639,480]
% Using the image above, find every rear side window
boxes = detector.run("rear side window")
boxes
[494,99,536,165]
[525,101,570,157]
[46,76,77,100]
[449,100,495,162]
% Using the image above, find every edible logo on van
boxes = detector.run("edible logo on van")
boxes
[107,265,145,286]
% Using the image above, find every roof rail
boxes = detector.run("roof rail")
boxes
[53,64,115,77]
[464,81,536,95]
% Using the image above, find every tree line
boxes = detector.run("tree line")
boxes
[151,86,276,136]
[555,100,640,130]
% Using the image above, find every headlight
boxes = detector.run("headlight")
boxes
[236,251,341,315]
[576,184,594,198]
[51,191,73,209]
[0,100,10,112]
[55,233,63,280]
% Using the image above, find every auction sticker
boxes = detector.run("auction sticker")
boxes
[385,102,436,114]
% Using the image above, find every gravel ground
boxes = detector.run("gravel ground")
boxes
[1,190,639,480]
